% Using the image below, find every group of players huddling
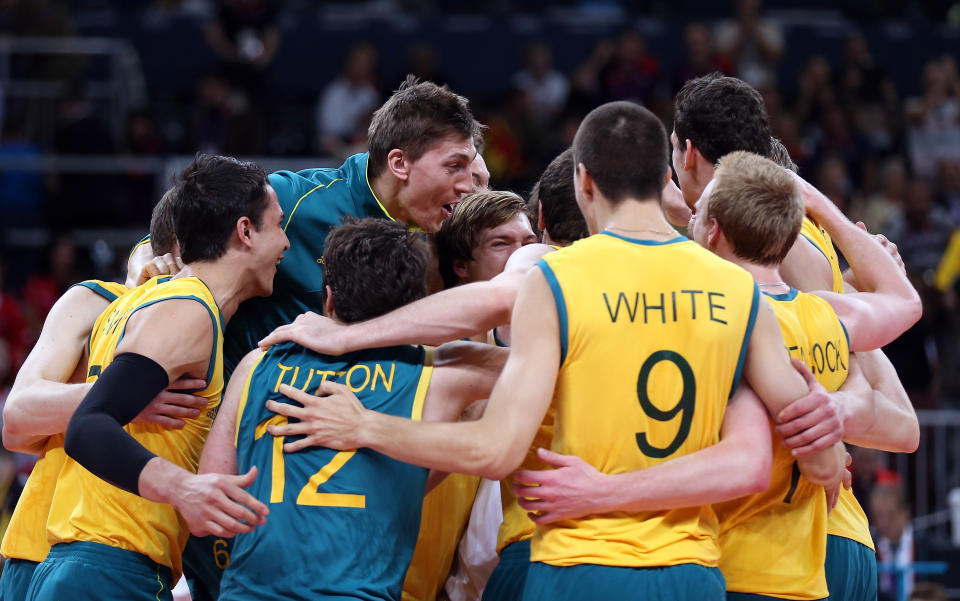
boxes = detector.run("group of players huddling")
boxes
[0,73,921,601]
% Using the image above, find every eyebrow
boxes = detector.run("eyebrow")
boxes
[447,152,472,162]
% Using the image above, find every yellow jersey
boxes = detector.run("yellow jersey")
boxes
[497,409,554,553]
[716,288,850,599]
[0,280,128,564]
[800,216,844,294]
[799,217,876,551]
[44,276,224,580]
[401,474,480,601]
[531,232,760,569]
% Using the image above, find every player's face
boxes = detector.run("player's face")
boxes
[402,135,476,233]
[459,213,538,284]
[252,185,289,295]
[689,179,714,249]
[470,152,491,191]
[670,130,699,209]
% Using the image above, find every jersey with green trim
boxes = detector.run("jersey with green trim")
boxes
[531,232,760,569]
[44,275,224,581]
[219,341,432,601]
[715,288,849,600]
[0,280,127,564]
[224,153,392,376]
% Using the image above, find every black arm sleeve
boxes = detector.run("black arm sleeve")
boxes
[64,353,170,496]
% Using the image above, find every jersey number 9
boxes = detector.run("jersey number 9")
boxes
[635,350,696,458]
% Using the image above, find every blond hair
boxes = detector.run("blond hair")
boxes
[707,151,803,266]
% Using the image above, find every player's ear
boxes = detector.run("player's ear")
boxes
[323,285,336,319]
[682,139,697,171]
[452,258,469,281]
[708,217,722,247]
[236,216,255,249]
[575,162,594,201]
[387,149,410,182]
[537,202,545,232]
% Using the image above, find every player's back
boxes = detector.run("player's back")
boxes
[715,288,849,599]
[532,232,760,569]
[220,341,434,601]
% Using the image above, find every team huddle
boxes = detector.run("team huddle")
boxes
[0,74,922,601]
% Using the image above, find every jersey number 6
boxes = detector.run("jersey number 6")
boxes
[635,350,696,459]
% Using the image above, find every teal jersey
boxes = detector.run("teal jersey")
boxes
[219,341,433,601]
[223,153,394,375]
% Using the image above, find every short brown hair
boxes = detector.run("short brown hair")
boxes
[573,101,668,204]
[769,137,799,173]
[434,190,528,288]
[529,148,589,245]
[707,151,803,266]
[149,189,178,256]
[322,218,429,323]
[367,76,484,179]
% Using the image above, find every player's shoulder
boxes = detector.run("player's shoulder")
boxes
[269,155,363,200]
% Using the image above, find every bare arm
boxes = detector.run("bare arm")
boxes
[258,243,556,354]
[781,234,835,292]
[199,349,265,476]
[804,192,921,349]
[267,268,559,481]
[838,350,919,452]
[511,382,773,523]
[744,299,845,486]
[2,286,204,454]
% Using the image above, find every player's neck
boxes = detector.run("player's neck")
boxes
[175,260,252,322]
[369,171,406,223]
[600,197,679,240]
[738,261,791,294]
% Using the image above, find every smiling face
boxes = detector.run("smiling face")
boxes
[398,135,476,233]
[456,212,538,284]
[250,185,289,296]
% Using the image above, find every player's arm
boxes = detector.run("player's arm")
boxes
[744,299,846,486]
[63,300,268,536]
[2,287,204,454]
[2,286,103,453]
[420,341,508,422]
[258,243,555,354]
[780,350,918,455]
[512,381,773,523]
[267,268,558,480]
[199,349,265,476]
[804,205,921,351]
[780,233,835,292]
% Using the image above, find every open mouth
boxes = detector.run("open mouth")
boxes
[441,204,455,219]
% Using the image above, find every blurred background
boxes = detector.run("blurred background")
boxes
[0,0,959,598]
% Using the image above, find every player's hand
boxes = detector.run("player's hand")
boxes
[855,222,906,275]
[267,381,364,452]
[133,377,207,429]
[137,253,184,286]
[513,448,609,524]
[774,358,844,456]
[258,311,346,354]
[174,467,268,538]
[826,453,853,514]
[661,178,692,227]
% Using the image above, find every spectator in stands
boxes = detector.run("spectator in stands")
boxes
[399,43,448,89]
[192,72,263,155]
[714,0,783,89]
[0,261,28,389]
[936,159,960,227]
[888,178,953,278]
[849,156,907,235]
[316,42,382,160]
[0,119,43,228]
[22,233,81,339]
[512,42,569,127]
[671,23,733,94]
[838,33,899,156]
[795,56,837,133]
[205,0,280,103]
[598,31,662,107]
[871,484,921,601]
[906,56,960,178]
